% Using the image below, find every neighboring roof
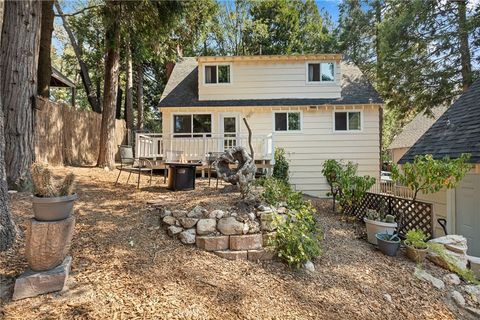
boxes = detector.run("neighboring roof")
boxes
[50,67,75,88]
[159,57,383,108]
[388,105,449,150]
[399,79,480,164]
[197,54,342,63]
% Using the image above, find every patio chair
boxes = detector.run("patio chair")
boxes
[163,150,184,183]
[115,145,153,188]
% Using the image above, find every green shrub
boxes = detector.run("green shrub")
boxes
[273,148,290,183]
[404,229,428,249]
[261,177,291,206]
[321,159,343,212]
[269,203,322,267]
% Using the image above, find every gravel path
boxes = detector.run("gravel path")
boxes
[0,166,469,319]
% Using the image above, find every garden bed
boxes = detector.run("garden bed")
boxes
[0,166,472,319]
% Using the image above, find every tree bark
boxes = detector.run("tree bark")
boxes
[97,0,121,169]
[125,43,134,131]
[116,85,123,120]
[0,0,42,190]
[136,62,144,131]
[37,0,54,98]
[54,1,102,113]
[0,0,17,252]
[457,0,472,91]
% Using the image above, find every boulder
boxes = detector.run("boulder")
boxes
[428,235,469,272]
[247,212,256,221]
[414,267,445,290]
[257,205,272,212]
[178,217,198,229]
[304,261,315,273]
[167,226,183,237]
[443,273,461,286]
[160,209,172,218]
[172,210,188,218]
[217,217,245,235]
[188,205,207,218]
[208,209,225,219]
[26,216,75,272]
[246,220,260,234]
[467,255,480,280]
[196,219,217,235]
[464,285,480,302]
[162,216,177,226]
[13,256,71,300]
[451,290,465,307]
[179,229,196,245]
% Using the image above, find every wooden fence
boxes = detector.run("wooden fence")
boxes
[346,192,434,239]
[35,97,127,166]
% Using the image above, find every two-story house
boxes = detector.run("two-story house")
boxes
[136,54,383,197]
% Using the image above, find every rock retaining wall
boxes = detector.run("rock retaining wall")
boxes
[158,204,281,261]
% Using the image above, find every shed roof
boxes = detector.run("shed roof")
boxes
[51,67,75,88]
[399,79,480,164]
[159,57,383,108]
[388,106,449,150]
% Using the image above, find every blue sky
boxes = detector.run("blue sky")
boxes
[316,0,341,22]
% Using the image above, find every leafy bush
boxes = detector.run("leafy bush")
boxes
[269,203,322,268]
[391,154,471,201]
[321,159,343,212]
[261,177,292,206]
[429,243,479,284]
[404,229,428,249]
[273,148,289,183]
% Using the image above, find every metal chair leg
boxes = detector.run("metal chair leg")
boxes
[164,168,167,183]
[208,166,211,186]
[149,169,153,186]
[127,171,132,184]
[137,170,141,189]
[115,169,122,185]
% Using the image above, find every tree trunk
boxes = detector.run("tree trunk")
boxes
[54,1,102,113]
[136,62,144,131]
[97,1,121,169]
[0,0,42,190]
[457,0,472,91]
[0,0,17,252]
[374,0,382,82]
[116,85,123,120]
[37,0,54,98]
[125,43,134,131]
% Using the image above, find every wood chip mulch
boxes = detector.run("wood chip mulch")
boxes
[0,166,464,319]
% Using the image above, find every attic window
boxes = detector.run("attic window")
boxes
[205,65,230,84]
[307,63,335,82]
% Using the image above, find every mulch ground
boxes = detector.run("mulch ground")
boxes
[0,166,468,319]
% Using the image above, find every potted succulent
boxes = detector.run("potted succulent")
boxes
[376,233,401,256]
[404,229,429,263]
[364,208,397,245]
[31,163,77,221]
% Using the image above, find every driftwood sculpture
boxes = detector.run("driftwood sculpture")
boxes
[215,146,256,198]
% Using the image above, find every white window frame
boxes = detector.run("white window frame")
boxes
[332,110,363,133]
[203,63,232,85]
[306,61,336,84]
[273,111,303,133]
[171,112,213,138]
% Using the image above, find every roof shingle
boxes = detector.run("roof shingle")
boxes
[399,79,480,164]
[159,57,383,108]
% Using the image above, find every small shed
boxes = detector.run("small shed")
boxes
[50,67,76,106]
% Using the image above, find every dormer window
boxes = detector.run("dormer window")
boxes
[204,64,231,84]
[307,62,335,82]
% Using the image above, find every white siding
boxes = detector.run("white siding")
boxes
[162,106,381,197]
[198,60,341,101]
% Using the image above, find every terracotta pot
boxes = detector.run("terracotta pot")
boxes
[364,218,397,245]
[405,244,428,263]
[32,193,77,221]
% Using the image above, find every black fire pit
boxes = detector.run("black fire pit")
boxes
[166,162,202,191]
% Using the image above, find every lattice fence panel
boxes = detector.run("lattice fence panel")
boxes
[346,192,433,239]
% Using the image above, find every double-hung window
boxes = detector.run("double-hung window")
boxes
[334,111,361,131]
[173,114,212,137]
[204,64,230,84]
[274,112,301,132]
[307,62,335,82]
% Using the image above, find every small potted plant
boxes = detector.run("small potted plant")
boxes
[404,229,429,263]
[376,233,401,256]
[31,163,77,221]
[364,207,397,245]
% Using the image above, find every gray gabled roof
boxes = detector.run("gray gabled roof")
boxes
[388,105,449,150]
[399,79,480,164]
[159,57,383,108]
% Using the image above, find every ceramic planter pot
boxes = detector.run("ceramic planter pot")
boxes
[364,218,397,245]
[32,193,77,221]
[405,243,428,263]
[376,233,401,256]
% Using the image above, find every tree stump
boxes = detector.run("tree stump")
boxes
[25,215,75,271]
[214,146,256,198]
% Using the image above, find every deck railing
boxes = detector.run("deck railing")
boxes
[135,132,274,162]
[369,181,414,200]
